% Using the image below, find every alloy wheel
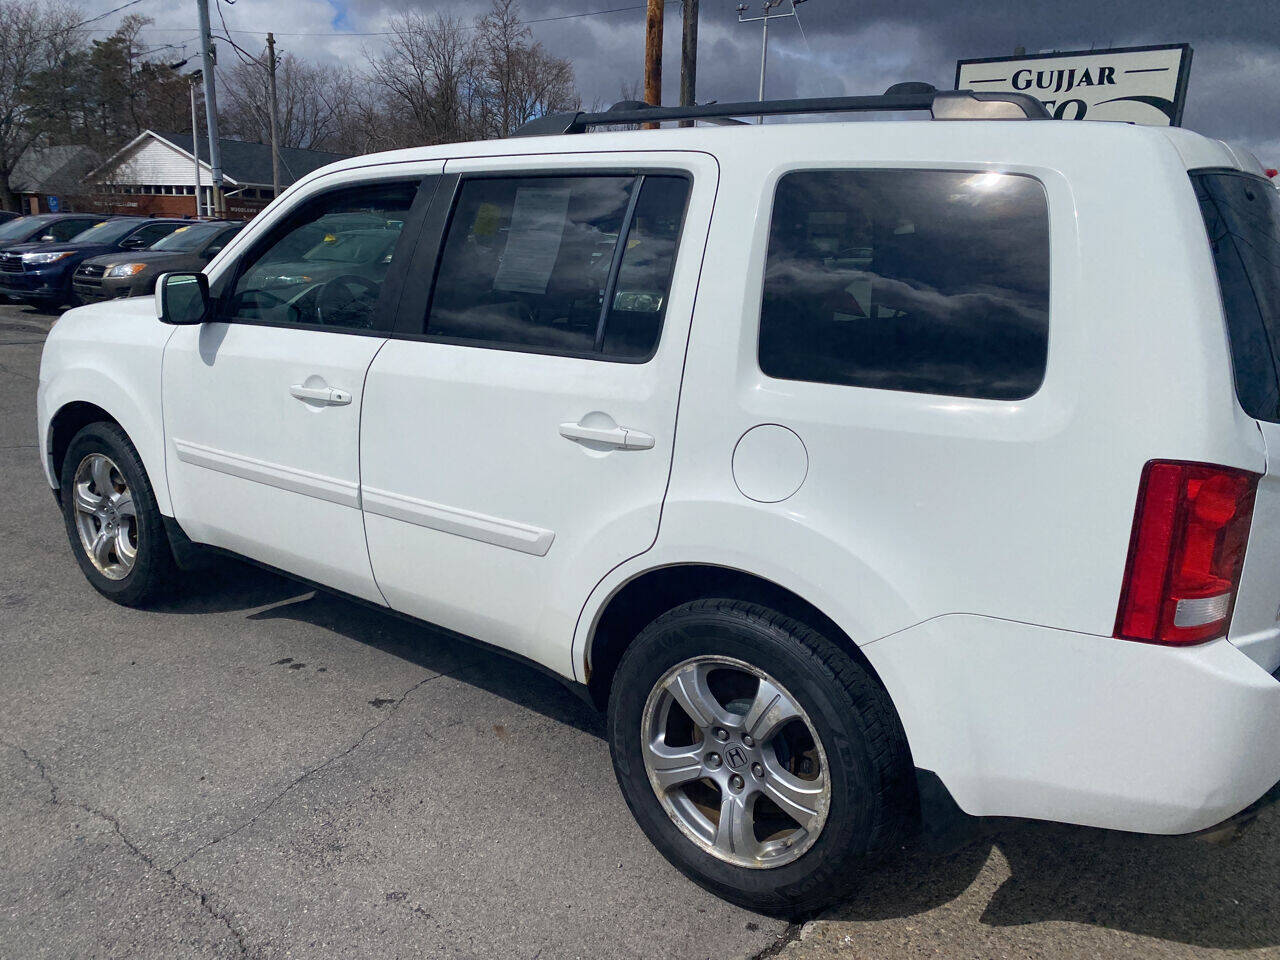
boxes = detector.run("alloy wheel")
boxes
[640,655,831,869]
[71,452,138,580]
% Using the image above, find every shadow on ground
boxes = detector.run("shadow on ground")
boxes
[150,557,1280,951]
[153,556,604,738]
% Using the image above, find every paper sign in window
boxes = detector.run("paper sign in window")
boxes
[493,187,571,295]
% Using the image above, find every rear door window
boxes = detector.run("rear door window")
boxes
[423,174,689,361]
[49,218,95,241]
[758,169,1051,400]
[1194,172,1280,423]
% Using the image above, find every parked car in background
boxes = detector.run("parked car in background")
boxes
[0,217,189,309]
[73,221,244,304]
[0,213,104,252]
[0,210,20,224]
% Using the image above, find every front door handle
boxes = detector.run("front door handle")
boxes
[290,383,352,406]
[559,420,655,450]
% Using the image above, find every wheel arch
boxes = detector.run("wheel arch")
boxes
[42,373,172,517]
[48,401,121,491]
[582,562,893,713]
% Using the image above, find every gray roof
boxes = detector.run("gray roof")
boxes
[12,145,100,194]
[155,132,348,187]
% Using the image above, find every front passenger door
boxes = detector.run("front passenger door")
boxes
[163,174,437,602]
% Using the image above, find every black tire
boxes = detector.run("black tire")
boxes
[59,421,177,607]
[607,599,914,915]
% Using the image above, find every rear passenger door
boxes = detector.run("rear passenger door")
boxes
[360,153,716,671]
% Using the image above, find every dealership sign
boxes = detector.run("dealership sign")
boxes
[956,43,1193,126]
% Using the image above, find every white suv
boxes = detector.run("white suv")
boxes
[36,88,1280,913]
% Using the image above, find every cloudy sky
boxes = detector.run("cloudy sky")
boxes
[88,0,1279,161]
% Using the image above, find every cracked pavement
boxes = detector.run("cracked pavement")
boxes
[4,301,1280,959]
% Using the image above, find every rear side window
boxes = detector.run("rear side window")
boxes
[1194,172,1280,423]
[424,174,689,361]
[49,218,94,241]
[759,170,1051,400]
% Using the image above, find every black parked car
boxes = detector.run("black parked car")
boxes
[0,213,104,252]
[0,210,20,225]
[73,220,244,303]
[0,217,190,309]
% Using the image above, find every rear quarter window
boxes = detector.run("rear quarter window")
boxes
[758,169,1051,401]
[1194,172,1280,423]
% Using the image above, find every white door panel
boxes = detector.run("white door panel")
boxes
[362,153,717,673]
[163,322,387,602]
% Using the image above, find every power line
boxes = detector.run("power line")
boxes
[85,3,649,38]
[73,0,153,30]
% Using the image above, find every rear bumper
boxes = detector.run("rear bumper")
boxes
[864,614,1280,835]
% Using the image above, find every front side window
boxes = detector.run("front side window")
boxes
[151,222,226,252]
[125,222,183,247]
[424,174,689,360]
[223,181,417,331]
[759,170,1051,400]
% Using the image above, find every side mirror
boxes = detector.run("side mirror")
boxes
[121,235,149,249]
[156,272,212,325]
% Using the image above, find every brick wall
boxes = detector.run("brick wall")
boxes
[86,193,268,221]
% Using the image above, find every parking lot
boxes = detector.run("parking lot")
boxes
[3,298,1280,960]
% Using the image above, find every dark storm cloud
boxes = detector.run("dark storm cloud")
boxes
[345,0,1279,160]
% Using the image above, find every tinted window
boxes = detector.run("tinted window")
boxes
[425,174,688,359]
[48,218,96,241]
[151,222,226,252]
[1195,173,1280,422]
[225,181,416,331]
[126,222,183,247]
[759,170,1050,400]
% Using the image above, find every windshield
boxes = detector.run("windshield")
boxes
[1195,172,1280,422]
[151,223,226,252]
[0,216,53,241]
[301,230,398,264]
[69,219,140,245]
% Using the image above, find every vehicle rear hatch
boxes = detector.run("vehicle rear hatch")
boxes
[1195,170,1280,673]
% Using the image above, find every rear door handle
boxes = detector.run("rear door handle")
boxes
[559,421,655,450]
[290,383,352,406]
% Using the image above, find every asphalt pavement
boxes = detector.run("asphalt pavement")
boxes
[2,300,1279,960]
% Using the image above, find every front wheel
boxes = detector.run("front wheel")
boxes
[59,422,177,606]
[607,599,914,914]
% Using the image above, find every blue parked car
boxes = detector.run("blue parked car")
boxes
[0,217,190,309]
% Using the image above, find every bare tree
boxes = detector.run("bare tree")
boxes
[363,0,578,148]
[0,0,84,210]
[221,52,360,152]
[365,11,485,148]
[477,0,576,137]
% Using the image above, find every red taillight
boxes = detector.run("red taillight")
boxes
[1115,460,1260,645]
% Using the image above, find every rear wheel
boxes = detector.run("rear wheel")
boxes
[59,422,177,606]
[608,599,914,914]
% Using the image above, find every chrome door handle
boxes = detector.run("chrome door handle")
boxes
[290,383,352,406]
[559,421,655,450]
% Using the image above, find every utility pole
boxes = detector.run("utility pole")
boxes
[678,0,698,127]
[266,32,281,199]
[189,74,203,218]
[195,0,225,216]
[643,0,663,128]
[736,0,808,122]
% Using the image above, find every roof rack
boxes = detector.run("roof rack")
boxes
[511,82,1050,137]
